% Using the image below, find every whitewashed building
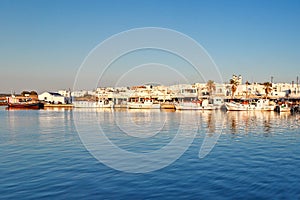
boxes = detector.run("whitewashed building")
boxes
[38,92,66,104]
[71,90,88,97]
[58,90,72,103]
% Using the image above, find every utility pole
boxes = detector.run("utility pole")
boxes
[292,81,295,94]
[271,76,274,83]
[297,76,299,95]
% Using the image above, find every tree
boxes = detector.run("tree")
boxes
[30,91,38,96]
[206,80,216,96]
[230,77,239,98]
[245,81,251,98]
[231,83,237,98]
[263,82,272,98]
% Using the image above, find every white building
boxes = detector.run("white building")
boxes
[58,90,71,98]
[58,90,72,103]
[38,92,66,104]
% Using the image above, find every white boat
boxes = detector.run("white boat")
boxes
[210,97,224,109]
[255,99,276,111]
[225,99,276,111]
[175,101,203,110]
[73,99,114,108]
[113,97,128,108]
[160,102,176,109]
[175,99,216,110]
[225,101,255,111]
[127,99,160,109]
[274,103,290,112]
[201,99,217,110]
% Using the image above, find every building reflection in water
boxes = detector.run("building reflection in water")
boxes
[4,108,300,144]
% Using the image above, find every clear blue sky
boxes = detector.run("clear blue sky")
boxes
[0,0,299,93]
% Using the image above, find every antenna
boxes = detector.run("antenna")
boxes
[271,76,274,83]
[297,76,299,95]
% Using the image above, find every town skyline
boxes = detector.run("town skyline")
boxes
[2,75,300,96]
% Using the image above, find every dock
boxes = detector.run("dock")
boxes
[43,104,74,108]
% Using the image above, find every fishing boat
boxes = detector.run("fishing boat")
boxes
[174,85,200,110]
[210,97,224,109]
[255,99,276,111]
[175,99,216,110]
[225,100,255,111]
[201,99,221,110]
[160,102,175,109]
[73,99,114,108]
[175,101,202,110]
[0,98,7,106]
[290,105,300,114]
[274,103,290,112]
[112,96,128,108]
[225,99,276,111]
[7,96,44,109]
[127,98,160,109]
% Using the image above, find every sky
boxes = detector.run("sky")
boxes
[0,0,299,93]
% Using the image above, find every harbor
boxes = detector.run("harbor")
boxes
[2,0,300,199]
[2,75,300,113]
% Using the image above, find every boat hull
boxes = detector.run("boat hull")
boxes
[73,101,113,108]
[175,102,203,110]
[175,102,216,110]
[127,102,160,109]
[160,103,175,109]
[225,101,276,111]
[274,105,290,112]
[225,102,254,111]
[8,102,44,109]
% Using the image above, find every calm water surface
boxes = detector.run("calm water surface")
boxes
[1,107,300,199]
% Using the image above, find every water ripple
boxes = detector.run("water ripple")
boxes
[0,108,300,199]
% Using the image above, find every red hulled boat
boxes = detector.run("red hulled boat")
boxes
[7,96,44,109]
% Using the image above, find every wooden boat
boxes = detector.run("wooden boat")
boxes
[210,97,224,109]
[225,101,255,111]
[127,99,160,109]
[73,99,113,108]
[0,101,7,106]
[274,103,290,112]
[8,102,44,109]
[255,99,276,111]
[160,102,175,109]
[175,101,203,110]
[7,96,44,109]
[175,99,216,110]
[290,105,300,114]
[225,99,276,111]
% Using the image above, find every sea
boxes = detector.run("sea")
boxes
[1,107,300,199]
